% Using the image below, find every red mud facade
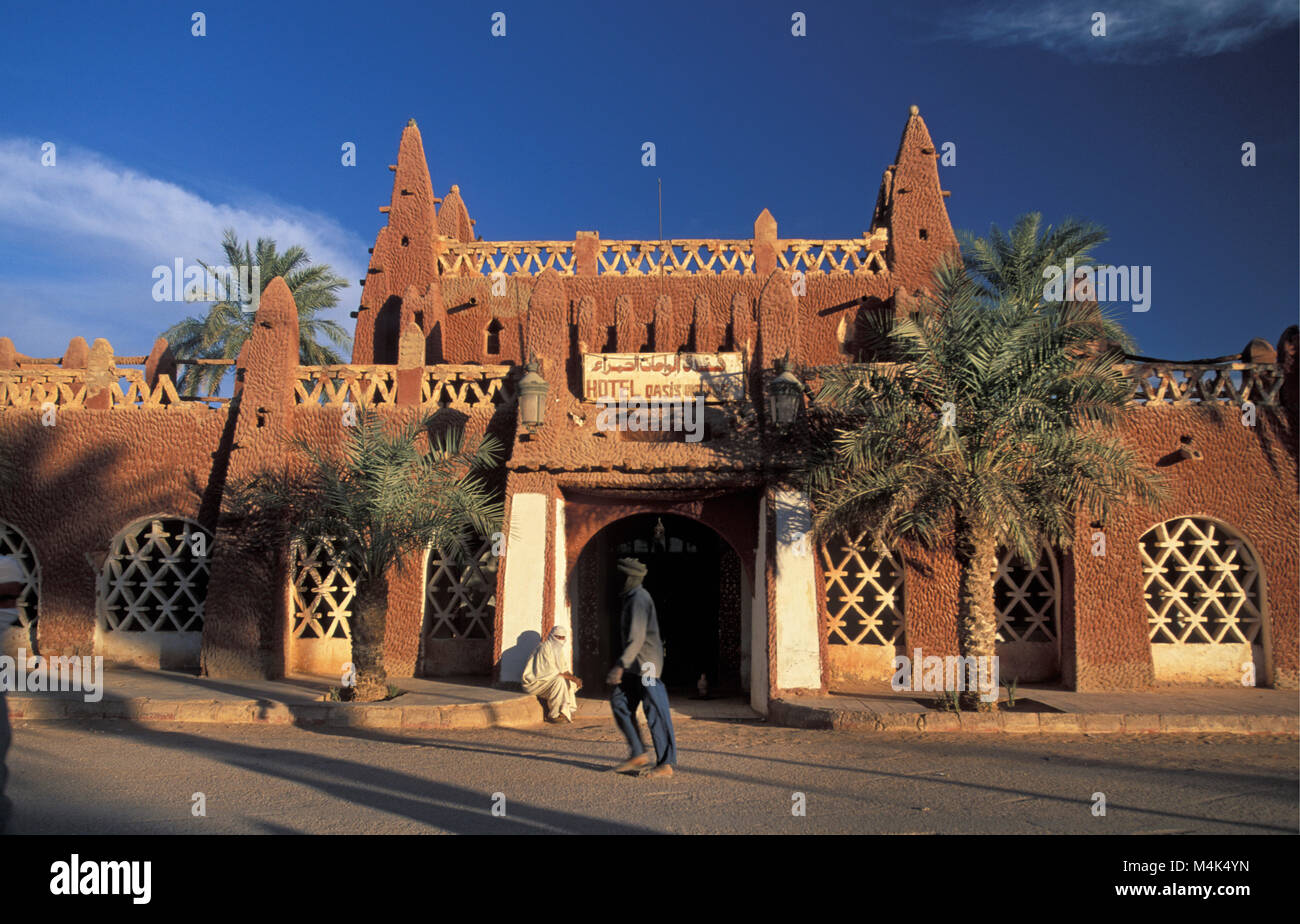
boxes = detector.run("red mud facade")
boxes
[1,109,1295,709]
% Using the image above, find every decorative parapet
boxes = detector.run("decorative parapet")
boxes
[294,365,399,406]
[804,361,1286,410]
[1,362,515,412]
[1123,362,1284,407]
[436,231,890,278]
[0,338,231,410]
[0,368,199,410]
[295,363,514,409]
[423,365,514,407]
[9,359,1278,414]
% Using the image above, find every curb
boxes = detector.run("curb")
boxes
[12,695,1294,736]
[6,693,547,731]
[766,700,1299,735]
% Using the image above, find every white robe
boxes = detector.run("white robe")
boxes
[521,635,576,721]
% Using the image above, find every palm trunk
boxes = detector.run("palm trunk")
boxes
[350,577,389,702]
[954,520,999,712]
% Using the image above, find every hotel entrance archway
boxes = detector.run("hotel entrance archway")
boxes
[569,513,744,696]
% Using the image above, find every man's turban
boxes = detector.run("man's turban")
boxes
[616,557,648,578]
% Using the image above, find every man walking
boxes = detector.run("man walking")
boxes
[606,557,677,778]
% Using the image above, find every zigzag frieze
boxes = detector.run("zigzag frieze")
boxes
[432,235,889,277]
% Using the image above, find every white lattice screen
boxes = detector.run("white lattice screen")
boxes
[821,532,904,646]
[291,537,356,640]
[993,547,1059,643]
[1141,518,1263,645]
[0,521,40,628]
[425,537,497,640]
[102,518,211,631]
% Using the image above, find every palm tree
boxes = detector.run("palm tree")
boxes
[808,214,1166,709]
[226,409,503,701]
[162,229,352,397]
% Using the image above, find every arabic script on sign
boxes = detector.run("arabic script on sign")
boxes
[582,352,744,402]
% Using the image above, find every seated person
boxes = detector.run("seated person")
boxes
[521,625,581,723]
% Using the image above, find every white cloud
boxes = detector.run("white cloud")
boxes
[941,0,1297,61]
[0,137,367,357]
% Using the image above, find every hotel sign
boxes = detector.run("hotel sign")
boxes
[583,352,745,403]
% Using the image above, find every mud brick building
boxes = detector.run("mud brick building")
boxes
[1,108,1295,711]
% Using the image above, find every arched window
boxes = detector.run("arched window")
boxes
[0,521,40,629]
[1141,518,1263,646]
[485,319,504,356]
[101,517,211,631]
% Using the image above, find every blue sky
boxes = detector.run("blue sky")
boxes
[0,0,1295,360]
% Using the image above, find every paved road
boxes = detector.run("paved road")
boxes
[5,718,1296,834]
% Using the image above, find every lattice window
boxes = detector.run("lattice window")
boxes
[994,547,1058,643]
[291,537,356,640]
[822,533,904,646]
[425,537,497,640]
[102,518,211,632]
[1141,518,1263,645]
[0,521,40,628]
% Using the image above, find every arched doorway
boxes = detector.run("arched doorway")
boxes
[569,513,744,696]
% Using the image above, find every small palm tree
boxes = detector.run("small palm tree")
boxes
[162,229,352,397]
[809,214,1166,710]
[226,409,503,701]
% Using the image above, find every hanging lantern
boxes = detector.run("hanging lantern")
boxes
[518,357,548,432]
[766,355,803,427]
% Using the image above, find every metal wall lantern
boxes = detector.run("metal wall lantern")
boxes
[517,357,548,432]
[766,355,803,427]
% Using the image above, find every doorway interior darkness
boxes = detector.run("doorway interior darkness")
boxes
[571,513,743,696]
